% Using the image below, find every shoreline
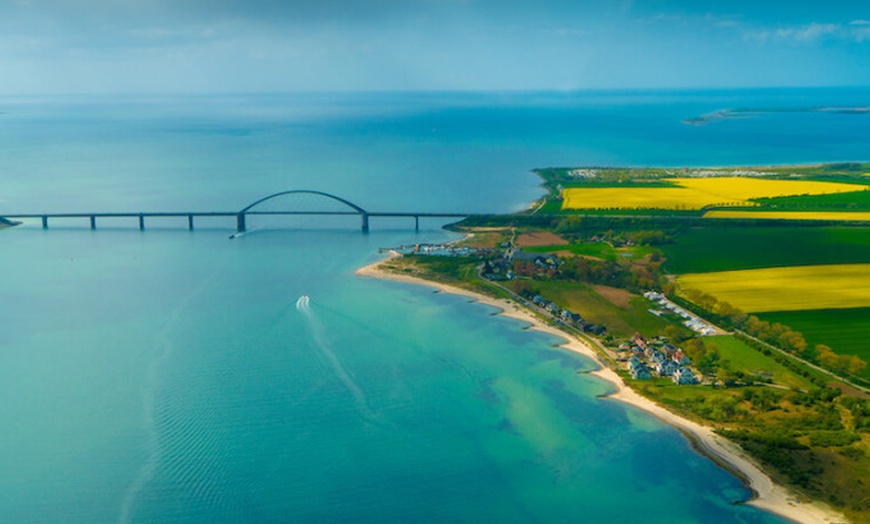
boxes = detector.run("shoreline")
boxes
[356,256,846,524]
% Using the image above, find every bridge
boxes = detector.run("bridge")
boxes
[2,190,471,233]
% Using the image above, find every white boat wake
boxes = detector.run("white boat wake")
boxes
[296,295,370,414]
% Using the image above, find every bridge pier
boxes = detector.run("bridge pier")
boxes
[10,192,469,234]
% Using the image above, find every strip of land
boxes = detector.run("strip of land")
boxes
[356,255,846,524]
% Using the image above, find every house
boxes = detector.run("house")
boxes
[629,358,651,380]
[560,310,582,324]
[644,291,665,301]
[672,350,691,366]
[583,323,606,336]
[673,367,696,385]
[649,350,667,365]
[631,333,648,351]
[656,360,680,377]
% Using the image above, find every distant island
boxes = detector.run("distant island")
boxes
[684,107,870,126]
[362,163,870,524]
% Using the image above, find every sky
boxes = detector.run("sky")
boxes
[1,0,868,94]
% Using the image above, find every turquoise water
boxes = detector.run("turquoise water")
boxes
[2,89,869,523]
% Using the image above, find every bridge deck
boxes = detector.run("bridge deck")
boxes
[2,210,471,232]
[2,190,471,233]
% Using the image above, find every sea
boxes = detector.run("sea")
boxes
[1,88,869,524]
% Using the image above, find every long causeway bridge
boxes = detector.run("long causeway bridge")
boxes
[2,190,471,233]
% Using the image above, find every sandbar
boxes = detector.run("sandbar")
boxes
[356,255,847,524]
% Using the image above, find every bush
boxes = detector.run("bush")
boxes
[808,430,860,447]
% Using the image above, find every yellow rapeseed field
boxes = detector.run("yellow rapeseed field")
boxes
[561,177,863,210]
[677,264,870,313]
[703,210,870,221]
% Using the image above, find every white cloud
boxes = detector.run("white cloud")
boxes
[640,11,742,30]
[776,23,839,42]
[745,21,870,44]
[547,27,593,37]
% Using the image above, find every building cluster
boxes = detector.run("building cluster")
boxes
[665,169,770,178]
[510,248,561,268]
[567,168,600,179]
[621,333,697,385]
[643,291,717,336]
[482,249,561,281]
[388,243,486,257]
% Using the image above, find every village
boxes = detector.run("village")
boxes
[385,241,703,385]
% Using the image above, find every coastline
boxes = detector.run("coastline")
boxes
[356,256,847,524]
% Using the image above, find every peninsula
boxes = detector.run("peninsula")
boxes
[360,163,870,524]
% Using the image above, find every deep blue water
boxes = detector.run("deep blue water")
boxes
[2,88,868,523]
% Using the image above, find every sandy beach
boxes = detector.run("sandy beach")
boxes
[356,256,847,524]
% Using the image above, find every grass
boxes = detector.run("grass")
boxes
[530,280,670,337]
[660,226,870,273]
[705,335,816,390]
[758,308,870,379]
[535,202,704,216]
[561,177,863,211]
[523,243,618,260]
[676,264,870,313]
[752,189,870,210]
[703,210,870,221]
[523,242,656,261]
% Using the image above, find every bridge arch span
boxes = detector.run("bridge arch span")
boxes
[239,190,368,215]
[236,190,369,232]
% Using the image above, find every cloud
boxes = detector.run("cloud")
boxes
[745,21,870,44]
[638,11,744,33]
[547,27,593,37]
[776,22,839,42]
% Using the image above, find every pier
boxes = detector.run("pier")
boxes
[2,190,471,233]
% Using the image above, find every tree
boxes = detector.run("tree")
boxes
[715,301,747,327]
[778,330,807,354]
[816,344,869,375]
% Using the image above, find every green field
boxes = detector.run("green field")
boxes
[524,242,618,259]
[535,201,702,216]
[524,243,658,261]
[705,335,817,390]
[753,189,870,210]
[758,308,870,379]
[661,226,870,273]
[530,280,671,337]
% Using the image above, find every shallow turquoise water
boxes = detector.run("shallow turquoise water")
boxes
[0,228,784,523]
[4,89,868,522]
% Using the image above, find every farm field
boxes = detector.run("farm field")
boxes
[676,263,870,313]
[753,189,870,209]
[704,335,817,390]
[758,308,870,379]
[660,226,870,273]
[561,177,863,211]
[523,242,655,261]
[703,210,870,221]
[529,280,671,337]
